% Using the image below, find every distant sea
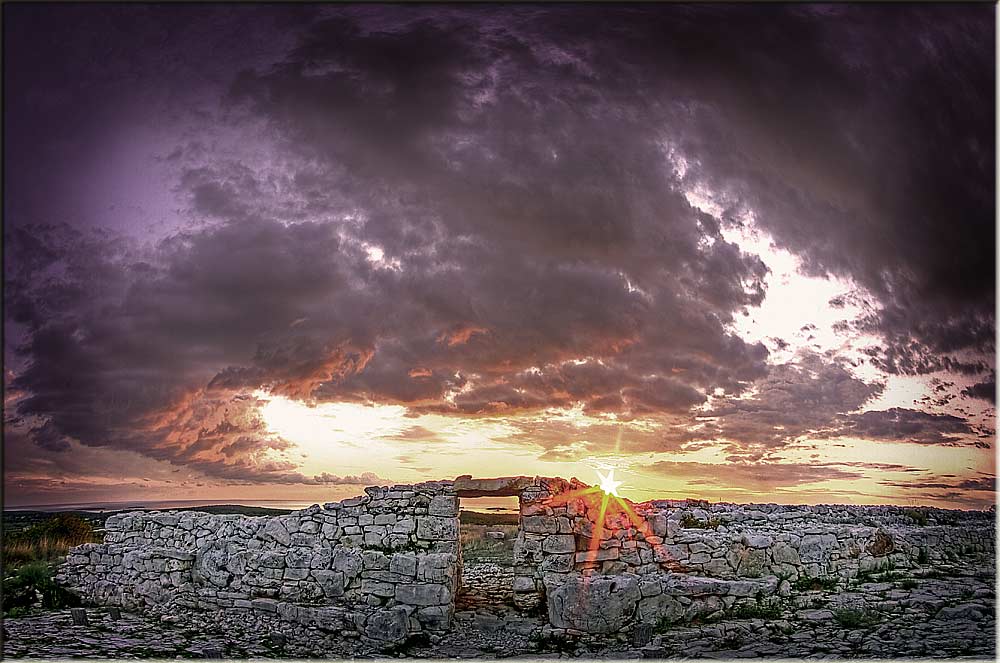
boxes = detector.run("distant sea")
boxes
[4,496,520,514]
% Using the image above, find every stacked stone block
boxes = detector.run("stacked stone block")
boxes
[57,475,994,640]
[508,479,994,634]
[58,481,460,645]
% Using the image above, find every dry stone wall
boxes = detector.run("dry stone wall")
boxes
[57,481,460,644]
[58,475,995,644]
[509,478,995,634]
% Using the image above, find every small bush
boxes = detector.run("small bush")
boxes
[793,576,838,592]
[655,613,676,633]
[833,608,881,628]
[727,598,783,620]
[916,548,930,564]
[906,509,930,526]
[533,632,576,653]
[899,578,918,590]
[854,568,906,585]
[2,560,80,615]
[680,514,722,529]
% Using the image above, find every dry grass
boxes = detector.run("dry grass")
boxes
[3,536,87,568]
[460,523,519,564]
[3,514,99,570]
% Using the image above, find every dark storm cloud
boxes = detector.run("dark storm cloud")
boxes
[698,352,884,453]
[827,407,983,447]
[880,474,996,493]
[962,375,996,402]
[4,4,994,485]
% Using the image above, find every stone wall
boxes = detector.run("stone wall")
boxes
[508,477,995,634]
[57,481,460,645]
[58,475,995,644]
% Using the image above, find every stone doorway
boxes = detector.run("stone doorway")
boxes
[455,496,520,612]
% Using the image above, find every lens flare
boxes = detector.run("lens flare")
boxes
[596,469,623,497]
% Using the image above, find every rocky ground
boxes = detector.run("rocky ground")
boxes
[3,562,995,659]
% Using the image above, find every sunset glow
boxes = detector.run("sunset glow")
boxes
[3,4,994,511]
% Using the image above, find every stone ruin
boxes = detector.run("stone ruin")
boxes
[57,475,995,647]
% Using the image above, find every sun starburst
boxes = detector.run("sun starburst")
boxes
[596,468,623,497]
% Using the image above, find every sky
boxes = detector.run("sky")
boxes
[3,4,996,509]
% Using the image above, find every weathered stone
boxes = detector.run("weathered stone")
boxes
[261,520,290,546]
[366,606,410,642]
[416,516,458,541]
[540,553,575,573]
[575,548,618,563]
[542,534,576,554]
[428,494,459,517]
[395,583,450,606]
[548,574,641,634]
[522,515,560,534]
[772,542,800,565]
[799,534,838,563]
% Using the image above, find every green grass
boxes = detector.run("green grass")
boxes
[793,575,839,592]
[2,514,96,617]
[2,560,81,616]
[727,597,783,619]
[854,568,906,585]
[833,607,882,628]
[905,509,930,526]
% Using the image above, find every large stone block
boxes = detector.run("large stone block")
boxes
[417,553,456,583]
[333,548,364,578]
[286,548,311,569]
[366,607,410,642]
[395,583,451,606]
[547,574,641,634]
[428,495,459,517]
[261,520,291,546]
[799,534,838,563]
[542,534,576,554]
[575,548,619,563]
[416,516,458,541]
[522,516,560,534]
[771,542,800,565]
[311,570,345,597]
[389,553,418,578]
[416,605,451,631]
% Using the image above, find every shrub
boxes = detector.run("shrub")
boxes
[833,607,881,628]
[727,598,783,620]
[655,613,676,632]
[2,560,80,615]
[533,632,576,653]
[793,575,838,592]
[906,509,930,526]
[680,514,722,529]
[899,578,918,590]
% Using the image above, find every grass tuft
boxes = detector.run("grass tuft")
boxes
[833,607,882,628]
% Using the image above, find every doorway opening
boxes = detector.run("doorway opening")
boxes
[456,496,520,612]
